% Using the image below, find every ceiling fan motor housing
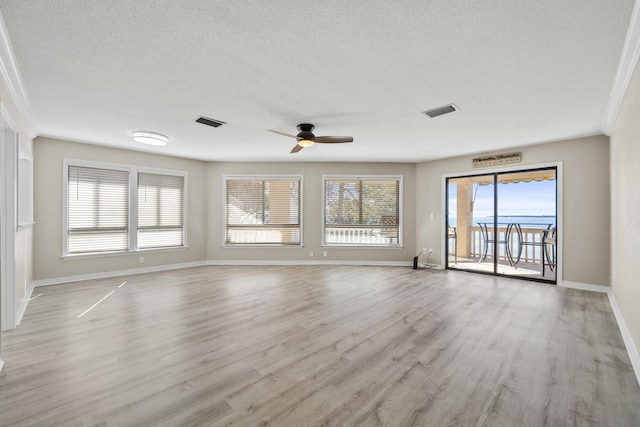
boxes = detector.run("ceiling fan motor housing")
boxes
[297,123,315,132]
[296,123,316,141]
[296,131,315,140]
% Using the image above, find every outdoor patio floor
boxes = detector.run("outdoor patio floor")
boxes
[447,256,556,282]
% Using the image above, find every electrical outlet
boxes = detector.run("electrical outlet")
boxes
[139,256,144,264]
[309,251,314,257]
[422,248,427,253]
[323,251,327,257]
[428,248,434,254]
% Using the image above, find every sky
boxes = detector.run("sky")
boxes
[448,179,556,218]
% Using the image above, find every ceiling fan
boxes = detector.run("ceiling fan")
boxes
[269,123,354,153]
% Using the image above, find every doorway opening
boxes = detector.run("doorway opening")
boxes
[446,167,558,283]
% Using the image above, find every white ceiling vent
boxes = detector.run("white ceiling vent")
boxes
[423,104,460,118]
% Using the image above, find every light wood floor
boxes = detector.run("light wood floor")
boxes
[1,266,639,426]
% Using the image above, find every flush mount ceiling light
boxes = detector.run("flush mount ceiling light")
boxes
[132,131,168,146]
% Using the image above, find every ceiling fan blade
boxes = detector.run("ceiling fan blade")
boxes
[269,129,299,139]
[290,144,304,153]
[315,136,353,144]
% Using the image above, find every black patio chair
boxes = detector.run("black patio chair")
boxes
[478,222,517,266]
[513,223,552,267]
[542,227,557,276]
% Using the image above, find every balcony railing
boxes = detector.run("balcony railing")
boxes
[449,225,549,264]
[325,225,399,245]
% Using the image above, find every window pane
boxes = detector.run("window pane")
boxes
[324,177,400,246]
[67,165,129,254]
[225,177,301,245]
[138,172,185,249]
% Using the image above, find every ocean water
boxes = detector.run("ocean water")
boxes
[448,216,555,229]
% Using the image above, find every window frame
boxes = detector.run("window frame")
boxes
[322,174,403,248]
[62,158,188,259]
[222,174,303,248]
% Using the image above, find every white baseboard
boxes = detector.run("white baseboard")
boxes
[422,263,444,270]
[15,281,34,326]
[607,291,640,388]
[560,280,640,387]
[206,259,412,267]
[33,260,414,287]
[32,261,208,287]
[559,280,609,293]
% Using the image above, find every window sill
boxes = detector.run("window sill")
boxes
[321,244,404,249]
[62,246,188,260]
[18,221,36,230]
[222,244,303,249]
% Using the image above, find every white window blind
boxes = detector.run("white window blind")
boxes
[67,165,129,254]
[225,176,301,245]
[324,177,401,246]
[138,172,185,249]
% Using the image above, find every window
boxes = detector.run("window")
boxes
[224,175,302,245]
[67,165,130,254]
[138,172,185,249]
[64,159,186,256]
[323,175,402,246]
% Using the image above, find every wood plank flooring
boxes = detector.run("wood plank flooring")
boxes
[0,265,639,426]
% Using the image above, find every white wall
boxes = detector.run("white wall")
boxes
[207,162,417,264]
[610,59,640,364]
[416,135,611,287]
[33,137,208,282]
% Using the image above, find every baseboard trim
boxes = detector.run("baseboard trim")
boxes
[607,290,640,388]
[559,280,640,387]
[559,280,609,293]
[206,260,412,267]
[32,260,415,287]
[15,281,34,326]
[32,261,208,287]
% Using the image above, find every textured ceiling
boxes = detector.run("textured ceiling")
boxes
[0,0,634,162]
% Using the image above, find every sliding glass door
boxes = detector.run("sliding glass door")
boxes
[446,167,557,283]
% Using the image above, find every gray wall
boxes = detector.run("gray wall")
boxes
[32,139,417,281]
[415,135,610,287]
[33,135,612,289]
[610,59,640,363]
[33,138,208,281]
[207,161,417,263]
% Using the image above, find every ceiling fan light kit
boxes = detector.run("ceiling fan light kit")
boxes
[132,131,169,146]
[269,123,354,154]
[297,139,315,148]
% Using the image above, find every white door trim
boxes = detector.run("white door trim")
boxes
[0,102,17,331]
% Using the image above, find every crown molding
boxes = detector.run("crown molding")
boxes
[0,10,36,137]
[602,0,640,135]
